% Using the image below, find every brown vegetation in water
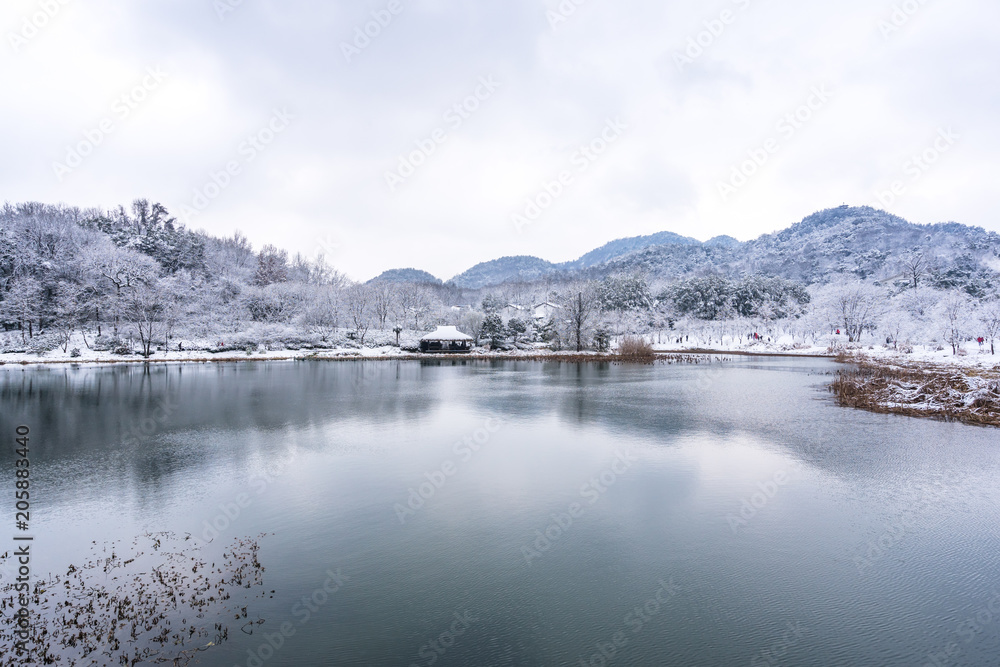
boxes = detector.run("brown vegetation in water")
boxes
[0,532,270,666]
[831,361,1000,427]
[617,336,656,361]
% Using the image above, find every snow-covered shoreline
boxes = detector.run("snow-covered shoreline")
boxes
[4,327,1000,368]
[3,338,997,370]
[6,334,998,426]
[831,357,1000,427]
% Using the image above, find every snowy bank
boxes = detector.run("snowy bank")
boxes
[831,358,1000,427]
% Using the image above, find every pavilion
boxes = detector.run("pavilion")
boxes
[420,326,474,353]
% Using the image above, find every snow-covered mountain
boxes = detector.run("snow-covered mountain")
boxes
[558,230,702,272]
[369,268,442,285]
[596,206,999,292]
[430,206,999,291]
[447,255,562,289]
[444,231,705,288]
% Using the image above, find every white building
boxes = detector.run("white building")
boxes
[532,302,562,321]
[420,326,474,353]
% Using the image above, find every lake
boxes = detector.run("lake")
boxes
[1,357,999,666]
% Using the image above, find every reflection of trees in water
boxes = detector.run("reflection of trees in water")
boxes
[0,361,439,495]
[459,357,993,491]
[3,358,982,502]
[466,360,677,432]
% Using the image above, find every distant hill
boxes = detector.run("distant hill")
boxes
[559,230,701,271]
[369,268,442,285]
[705,235,742,248]
[447,255,562,289]
[736,206,997,283]
[396,206,999,293]
[595,206,999,292]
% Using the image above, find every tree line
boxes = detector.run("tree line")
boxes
[1,200,998,357]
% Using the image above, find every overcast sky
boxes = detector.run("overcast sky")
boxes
[1,0,997,281]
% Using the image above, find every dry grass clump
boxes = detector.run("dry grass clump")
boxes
[617,336,656,361]
[831,362,1000,427]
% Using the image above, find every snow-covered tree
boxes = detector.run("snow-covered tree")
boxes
[979,298,1000,355]
[52,281,85,351]
[506,317,528,343]
[480,313,505,348]
[481,294,505,314]
[666,276,733,321]
[396,283,432,330]
[242,283,304,323]
[126,280,167,358]
[816,280,888,343]
[302,285,343,342]
[460,311,484,344]
[345,283,372,343]
[897,251,929,290]
[82,242,159,338]
[0,275,43,340]
[938,290,972,355]
[560,285,599,352]
[371,282,395,330]
[597,275,652,312]
[253,244,289,287]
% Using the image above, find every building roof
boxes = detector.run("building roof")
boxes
[421,326,474,341]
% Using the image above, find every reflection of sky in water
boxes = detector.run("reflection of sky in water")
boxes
[1,359,999,666]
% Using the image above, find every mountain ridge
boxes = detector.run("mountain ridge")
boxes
[378,206,999,290]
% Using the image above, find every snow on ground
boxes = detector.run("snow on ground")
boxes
[844,342,1000,371]
[0,331,609,367]
[651,332,1000,371]
[1,329,997,373]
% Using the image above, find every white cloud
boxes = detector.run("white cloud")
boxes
[0,0,995,281]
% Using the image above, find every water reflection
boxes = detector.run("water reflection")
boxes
[1,358,999,666]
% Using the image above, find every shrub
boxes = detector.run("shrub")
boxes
[618,335,655,360]
[92,337,133,355]
[70,348,82,358]
[29,334,60,356]
[593,328,612,353]
[212,335,264,354]
[0,335,27,354]
[274,333,322,350]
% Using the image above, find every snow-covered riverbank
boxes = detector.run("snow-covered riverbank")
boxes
[5,332,997,426]
[831,359,1000,427]
[2,330,998,370]
[652,334,1000,371]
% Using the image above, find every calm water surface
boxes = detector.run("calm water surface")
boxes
[1,358,998,666]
